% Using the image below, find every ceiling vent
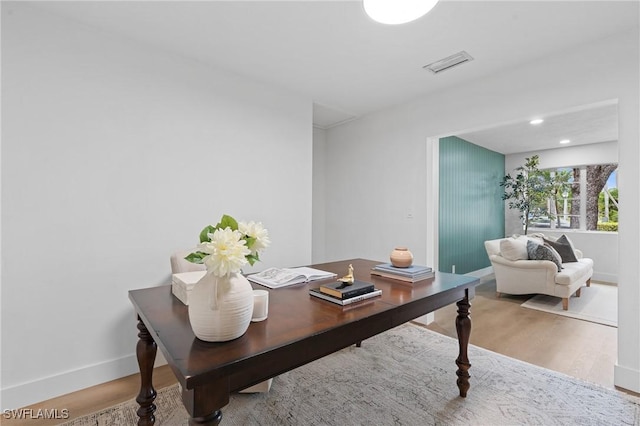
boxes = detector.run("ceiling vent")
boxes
[423,51,473,74]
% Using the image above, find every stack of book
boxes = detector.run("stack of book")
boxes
[309,280,381,306]
[370,263,434,283]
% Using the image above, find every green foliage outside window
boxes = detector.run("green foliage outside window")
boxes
[597,222,618,232]
[598,188,618,223]
[502,159,618,233]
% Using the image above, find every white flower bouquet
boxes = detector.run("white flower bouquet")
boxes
[185,214,270,277]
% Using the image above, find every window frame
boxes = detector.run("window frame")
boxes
[529,165,617,233]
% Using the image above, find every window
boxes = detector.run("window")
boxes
[530,164,618,232]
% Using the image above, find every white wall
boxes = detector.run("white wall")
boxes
[1,4,313,409]
[324,120,429,264]
[323,29,639,392]
[505,141,619,283]
[312,127,327,263]
[545,230,618,284]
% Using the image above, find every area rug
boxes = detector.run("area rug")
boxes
[520,282,617,327]
[62,323,638,426]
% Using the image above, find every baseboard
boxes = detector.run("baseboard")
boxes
[464,266,494,284]
[614,363,640,394]
[412,267,494,327]
[1,352,167,411]
[592,272,618,284]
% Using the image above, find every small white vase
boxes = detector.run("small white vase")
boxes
[188,271,254,342]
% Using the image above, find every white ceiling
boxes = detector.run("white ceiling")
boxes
[457,101,619,155]
[26,0,636,149]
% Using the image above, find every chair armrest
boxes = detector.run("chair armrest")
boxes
[574,249,584,259]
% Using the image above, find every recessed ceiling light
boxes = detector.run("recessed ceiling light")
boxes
[530,119,544,125]
[560,139,571,144]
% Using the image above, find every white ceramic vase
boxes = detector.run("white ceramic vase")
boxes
[188,271,254,342]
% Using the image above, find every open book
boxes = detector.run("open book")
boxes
[248,267,337,289]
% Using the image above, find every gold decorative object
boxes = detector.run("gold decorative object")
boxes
[338,264,354,285]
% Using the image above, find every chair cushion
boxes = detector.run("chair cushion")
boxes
[499,238,528,261]
[527,240,563,272]
[555,258,593,285]
[543,235,578,263]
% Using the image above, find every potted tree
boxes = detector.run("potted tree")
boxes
[501,155,550,235]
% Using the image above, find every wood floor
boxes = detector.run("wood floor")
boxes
[426,277,619,390]
[3,278,629,425]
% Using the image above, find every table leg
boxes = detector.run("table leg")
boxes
[189,411,222,425]
[455,292,471,397]
[182,378,228,426]
[135,316,158,426]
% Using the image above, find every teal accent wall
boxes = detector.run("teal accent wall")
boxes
[439,136,505,274]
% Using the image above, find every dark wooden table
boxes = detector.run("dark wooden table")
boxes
[129,259,478,425]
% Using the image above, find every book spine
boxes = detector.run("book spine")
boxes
[342,290,382,305]
[372,267,433,278]
[310,289,381,305]
[320,285,373,299]
[371,270,434,282]
[374,263,432,271]
[370,271,415,282]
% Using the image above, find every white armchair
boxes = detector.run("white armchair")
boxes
[484,235,593,310]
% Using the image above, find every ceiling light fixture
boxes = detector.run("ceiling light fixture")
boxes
[529,119,544,125]
[560,139,571,144]
[363,0,439,25]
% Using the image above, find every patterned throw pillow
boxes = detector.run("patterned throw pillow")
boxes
[527,240,563,272]
[543,236,578,263]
